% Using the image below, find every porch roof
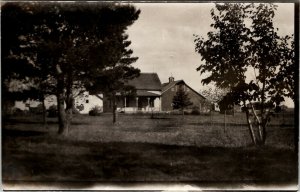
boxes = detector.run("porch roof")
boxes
[136,90,160,97]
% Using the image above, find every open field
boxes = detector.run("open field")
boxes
[2,112,297,188]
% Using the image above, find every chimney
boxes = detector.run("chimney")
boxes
[169,76,174,83]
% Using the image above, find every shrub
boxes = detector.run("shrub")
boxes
[89,106,102,116]
[190,107,200,115]
[76,104,84,112]
[29,103,44,114]
[72,107,80,114]
[183,111,190,115]
[47,105,58,117]
[220,109,234,115]
[12,107,26,115]
[201,112,211,116]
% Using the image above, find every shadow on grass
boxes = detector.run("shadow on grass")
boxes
[4,180,297,190]
[3,129,47,137]
[3,119,91,125]
[188,122,294,127]
[3,136,298,185]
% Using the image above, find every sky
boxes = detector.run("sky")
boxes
[126,3,295,107]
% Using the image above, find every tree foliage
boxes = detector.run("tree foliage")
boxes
[201,85,228,103]
[2,2,140,134]
[194,3,294,146]
[172,87,193,113]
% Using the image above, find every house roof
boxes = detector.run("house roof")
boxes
[126,73,162,91]
[162,80,184,93]
[162,80,206,99]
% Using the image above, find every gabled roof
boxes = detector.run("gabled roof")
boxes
[126,73,161,91]
[162,80,206,99]
[162,80,183,93]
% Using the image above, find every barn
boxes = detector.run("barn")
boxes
[161,77,209,112]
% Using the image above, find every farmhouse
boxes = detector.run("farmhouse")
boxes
[12,73,209,114]
[161,77,209,112]
[103,74,210,113]
[103,73,162,113]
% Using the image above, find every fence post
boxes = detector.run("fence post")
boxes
[224,109,226,133]
[210,110,213,127]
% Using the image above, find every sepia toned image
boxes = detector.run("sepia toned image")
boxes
[1,2,298,191]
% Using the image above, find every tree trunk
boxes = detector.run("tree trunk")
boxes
[224,109,226,133]
[261,110,271,145]
[245,109,257,145]
[42,96,47,128]
[65,96,74,133]
[57,92,68,135]
[56,64,69,135]
[260,78,266,144]
[65,73,74,133]
[260,124,267,145]
[250,104,264,144]
[210,109,213,127]
[112,93,116,124]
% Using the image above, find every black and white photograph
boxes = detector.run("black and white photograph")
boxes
[1,1,298,190]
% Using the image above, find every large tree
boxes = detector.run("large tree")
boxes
[85,34,140,124]
[194,3,294,146]
[2,2,140,134]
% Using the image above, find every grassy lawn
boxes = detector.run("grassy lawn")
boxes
[2,113,297,187]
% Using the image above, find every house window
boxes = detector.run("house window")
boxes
[86,100,89,104]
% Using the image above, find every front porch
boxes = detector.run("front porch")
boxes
[116,96,161,113]
[103,90,161,113]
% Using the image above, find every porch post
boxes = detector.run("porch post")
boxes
[158,97,162,111]
[147,97,150,111]
[159,97,161,111]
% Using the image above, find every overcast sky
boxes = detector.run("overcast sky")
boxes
[126,3,295,107]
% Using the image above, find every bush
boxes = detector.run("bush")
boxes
[220,109,234,115]
[72,107,80,114]
[89,106,102,116]
[47,105,58,117]
[190,107,200,115]
[29,103,44,114]
[183,111,190,115]
[76,104,84,112]
[12,107,26,115]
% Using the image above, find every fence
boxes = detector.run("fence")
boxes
[206,110,295,129]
